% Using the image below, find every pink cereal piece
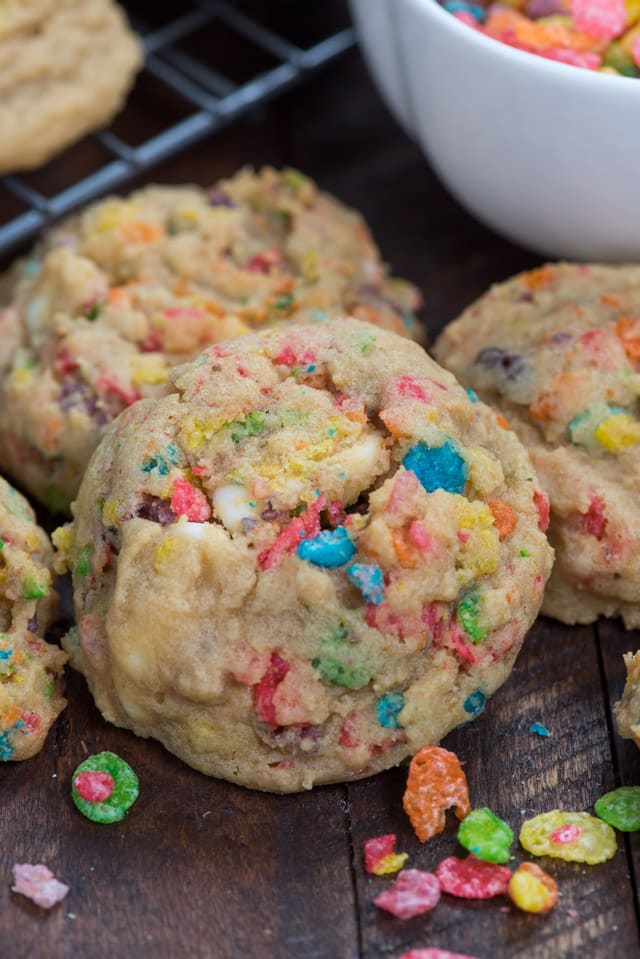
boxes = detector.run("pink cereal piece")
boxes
[74,770,115,803]
[170,477,211,522]
[258,496,324,570]
[12,864,69,909]
[447,621,477,665]
[436,855,512,899]
[395,376,430,402]
[397,951,479,959]
[533,489,550,532]
[570,0,626,41]
[550,824,582,844]
[373,869,441,919]
[579,493,606,539]
[364,835,396,873]
[632,35,640,68]
[408,520,434,552]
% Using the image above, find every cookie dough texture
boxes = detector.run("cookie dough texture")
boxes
[0,167,421,510]
[615,652,640,749]
[434,262,640,628]
[0,475,66,760]
[55,320,552,792]
[0,0,142,173]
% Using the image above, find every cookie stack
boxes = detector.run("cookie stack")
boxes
[0,0,142,173]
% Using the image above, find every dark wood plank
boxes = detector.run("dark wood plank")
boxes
[1,669,359,959]
[349,619,640,958]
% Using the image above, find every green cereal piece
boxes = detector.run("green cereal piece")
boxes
[230,411,266,443]
[71,751,139,824]
[595,787,640,832]
[23,573,48,600]
[456,588,488,644]
[74,544,93,579]
[458,807,514,863]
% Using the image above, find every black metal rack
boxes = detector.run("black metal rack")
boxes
[0,0,355,255]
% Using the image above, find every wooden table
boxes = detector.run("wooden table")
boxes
[2,30,640,959]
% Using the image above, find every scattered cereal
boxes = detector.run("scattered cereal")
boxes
[403,746,471,842]
[594,786,640,831]
[71,751,139,823]
[457,807,514,863]
[11,863,69,909]
[373,869,441,918]
[508,862,558,913]
[519,810,617,863]
[436,854,512,898]
[364,834,409,875]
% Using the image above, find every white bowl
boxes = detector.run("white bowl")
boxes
[350,0,640,261]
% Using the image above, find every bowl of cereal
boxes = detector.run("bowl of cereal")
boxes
[350,0,640,260]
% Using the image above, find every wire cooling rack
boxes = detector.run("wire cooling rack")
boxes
[0,0,355,256]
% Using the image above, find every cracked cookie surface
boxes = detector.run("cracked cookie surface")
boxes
[0,167,421,510]
[55,319,552,792]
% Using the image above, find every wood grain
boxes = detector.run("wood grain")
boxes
[1,6,640,956]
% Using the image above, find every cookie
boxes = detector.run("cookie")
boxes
[615,652,640,749]
[0,0,141,173]
[434,262,640,628]
[0,0,59,40]
[54,319,552,792]
[0,167,421,510]
[0,475,66,760]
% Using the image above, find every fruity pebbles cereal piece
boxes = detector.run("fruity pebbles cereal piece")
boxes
[71,751,139,823]
[508,862,558,913]
[364,835,408,875]
[0,475,65,760]
[594,785,640,831]
[397,952,479,959]
[519,810,617,863]
[0,166,421,511]
[11,863,69,908]
[374,869,441,918]
[54,319,552,792]
[615,651,640,747]
[436,854,512,898]
[403,746,471,842]
[457,807,514,863]
[434,263,640,628]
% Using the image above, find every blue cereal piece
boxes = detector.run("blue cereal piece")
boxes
[463,689,486,717]
[347,563,384,604]
[297,526,356,567]
[444,0,486,20]
[376,692,405,729]
[466,387,479,403]
[403,439,468,495]
[530,722,551,737]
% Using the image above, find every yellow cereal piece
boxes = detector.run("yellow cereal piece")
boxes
[153,538,180,570]
[102,498,119,529]
[10,367,33,387]
[594,413,640,450]
[519,810,617,864]
[131,356,169,386]
[508,862,557,914]
[371,853,409,876]
[183,414,229,449]
[301,250,319,282]
[92,199,138,232]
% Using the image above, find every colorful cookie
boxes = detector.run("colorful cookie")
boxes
[54,319,551,792]
[0,0,142,173]
[434,262,640,628]
[615,651,640,748]
[0,167,421,510]
[0,475,66,760]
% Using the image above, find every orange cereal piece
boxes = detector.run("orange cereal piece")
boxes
[120,220,165,244]
[488,499,517,539]
[494,412,511,430]
[403,746,471,843]
[616,316,640,362]
[392,529,418,568]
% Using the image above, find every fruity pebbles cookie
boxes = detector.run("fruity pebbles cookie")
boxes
[0,167,421,511]
[434,262,640,628]
[54,319,552,792]
[615,652,640,748]
[0,475,66,760]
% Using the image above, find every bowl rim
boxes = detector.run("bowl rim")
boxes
[408,0,640,90]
